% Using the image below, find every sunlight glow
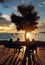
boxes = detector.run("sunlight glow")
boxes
[26,32,31,39]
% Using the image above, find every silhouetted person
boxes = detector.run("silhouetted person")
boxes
[17,38,20,42]
[7,39,13,47]
[4,38,22,53]
[9,39,13,43]
[4,38,14,49]
[32,39,35,42]
[32,38,37,54]
[16,38,23,52]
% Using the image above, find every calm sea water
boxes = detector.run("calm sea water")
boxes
[0,33,45,41]
[0,33,25,41]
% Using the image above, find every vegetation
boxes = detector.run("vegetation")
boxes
[11,4,40,41]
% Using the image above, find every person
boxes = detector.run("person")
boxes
[5,38,13,48]
[8,39,13,44]
[32,38,35,42]
[32,38,37,54]
[17,38,20,42]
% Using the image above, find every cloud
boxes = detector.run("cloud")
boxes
[38,22,45,28]
[40,2,45,5]
[39,1,45,7]
[37,22,45,32]
[0,15,19,33]
[0,24,24,33]
[38,4,43,7]
[9,23,17,30]
[41,12,45,15]
[13,6,18,10]
[20,0,25,3]
[0,15,11,26]
[0,25,17,33]
[32,21,45,33]
[1,14,11,21]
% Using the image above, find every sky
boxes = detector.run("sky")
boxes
[0,0,45,33]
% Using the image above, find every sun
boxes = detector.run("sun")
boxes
[26,32,31,40]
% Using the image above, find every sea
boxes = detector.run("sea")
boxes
[0,33,45,41]
[0,33,25,41]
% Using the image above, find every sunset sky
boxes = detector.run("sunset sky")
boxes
[0,0,45,33]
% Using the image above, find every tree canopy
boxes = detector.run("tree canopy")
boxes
[11,4,40,32]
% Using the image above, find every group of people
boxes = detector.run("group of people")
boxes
[8,38,37,54]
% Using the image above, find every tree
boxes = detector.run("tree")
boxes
[11,5,40,41]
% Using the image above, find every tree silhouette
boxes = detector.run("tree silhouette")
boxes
[11,5,40,41]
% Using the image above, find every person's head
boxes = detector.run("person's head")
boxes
[17,38,20,41]
[10,39,12,42]
[32,39,35,41]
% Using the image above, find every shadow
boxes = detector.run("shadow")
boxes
[0,47,5,55]
[22,46,39,65]
[3,50,16,65]
[8,50,17,65]
[15,59,22,65]
[0,48,10,59]
[22,46,32,65]
[28,44,37,54]
[31,52,39,65]
[36,54,42,65]
[12,51,20,65]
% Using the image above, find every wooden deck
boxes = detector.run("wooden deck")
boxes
[0,45,26,65]
[0,41,45,65]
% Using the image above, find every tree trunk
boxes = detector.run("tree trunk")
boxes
[25,30,30,42]
[25,31,27,41]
